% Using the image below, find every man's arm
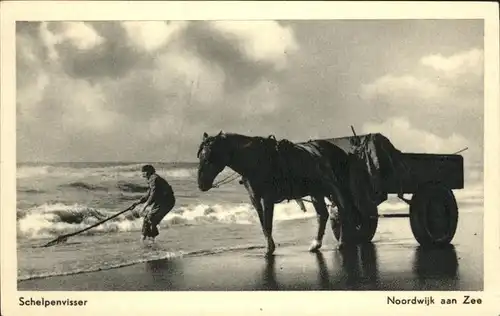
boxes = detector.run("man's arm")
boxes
[138,187,150,204]
[143,176,157,207]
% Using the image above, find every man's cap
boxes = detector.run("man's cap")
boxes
[141,164,156,173]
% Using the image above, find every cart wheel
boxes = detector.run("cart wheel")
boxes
[355,192,378,243]
[329,204,378,243]
[409,185,458,246]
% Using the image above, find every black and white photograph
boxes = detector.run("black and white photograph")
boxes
[1,1,499,314]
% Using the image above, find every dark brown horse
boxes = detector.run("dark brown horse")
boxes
[196,131,362,255]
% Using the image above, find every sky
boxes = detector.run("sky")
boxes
[16,20,484,165]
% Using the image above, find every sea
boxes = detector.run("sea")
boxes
[15,161,484,282]
[16,161,484,240]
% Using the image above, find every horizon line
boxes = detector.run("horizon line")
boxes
[16,160,199,164]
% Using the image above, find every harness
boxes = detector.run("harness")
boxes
[263,135,316,201]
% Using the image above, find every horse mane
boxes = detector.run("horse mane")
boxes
[197,132,289,159]
[200,132,277,146]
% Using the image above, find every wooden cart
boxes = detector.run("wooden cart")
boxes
[325,134,464,246]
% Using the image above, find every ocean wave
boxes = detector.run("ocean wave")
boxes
[378,201,409,214]
[17,166,52,179]
[176,202,317,225]
[17,163,197,180]
[93,163,145,172]
[17,188,46,194]
[116,181,149,193]
[115,168,195,180]
[17,203,122,239]
[117,194,144,201]
[60,182,109,191]
[165,168,195,178]
[16,182,483,240]
[17,201,316,239]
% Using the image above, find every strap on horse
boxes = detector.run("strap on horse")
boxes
[264,135,295,200]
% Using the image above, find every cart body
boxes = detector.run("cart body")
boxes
[321,133,464,246]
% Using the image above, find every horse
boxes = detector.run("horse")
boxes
[196,131,363,255]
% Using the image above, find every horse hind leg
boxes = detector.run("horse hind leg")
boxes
[252,197,276,255]
[322,176,359,245]
[309,195,329,252]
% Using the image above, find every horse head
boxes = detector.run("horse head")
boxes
[196,131,230,191]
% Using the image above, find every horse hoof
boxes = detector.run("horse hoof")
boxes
[308,240,322,252]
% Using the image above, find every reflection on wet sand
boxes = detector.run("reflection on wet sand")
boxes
[412,244,459,290]
[17,241,464,291]
[413,244,458,278]
[261,255,279,290]
[144,258,183,289]
[336,243,380,290]
[314,252,330,289]
[254,242,459,291]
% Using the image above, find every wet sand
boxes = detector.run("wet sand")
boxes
[18,212,483,291]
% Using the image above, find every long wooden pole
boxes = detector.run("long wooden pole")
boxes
[41,204,137,247]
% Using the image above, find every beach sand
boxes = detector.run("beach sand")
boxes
[17,212,483,291]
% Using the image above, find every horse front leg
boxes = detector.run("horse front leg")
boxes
[309,195,329,252]
[251,198,276,256]
[242,179,275,255]
[262,198,276,255]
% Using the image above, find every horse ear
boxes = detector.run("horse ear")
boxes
[203,132,208,140]
[218,130,226,138]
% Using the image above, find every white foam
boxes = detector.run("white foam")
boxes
[177,200,316,225]
[98,167,195,180]
[378,201,409,213]
[17,180,483,240]
[17,199,318,239]
[164,168,195,179]
[17,166,51,179]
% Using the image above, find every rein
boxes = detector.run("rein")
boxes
[212,171,240,188]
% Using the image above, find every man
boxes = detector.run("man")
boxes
[133,164,175,243]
